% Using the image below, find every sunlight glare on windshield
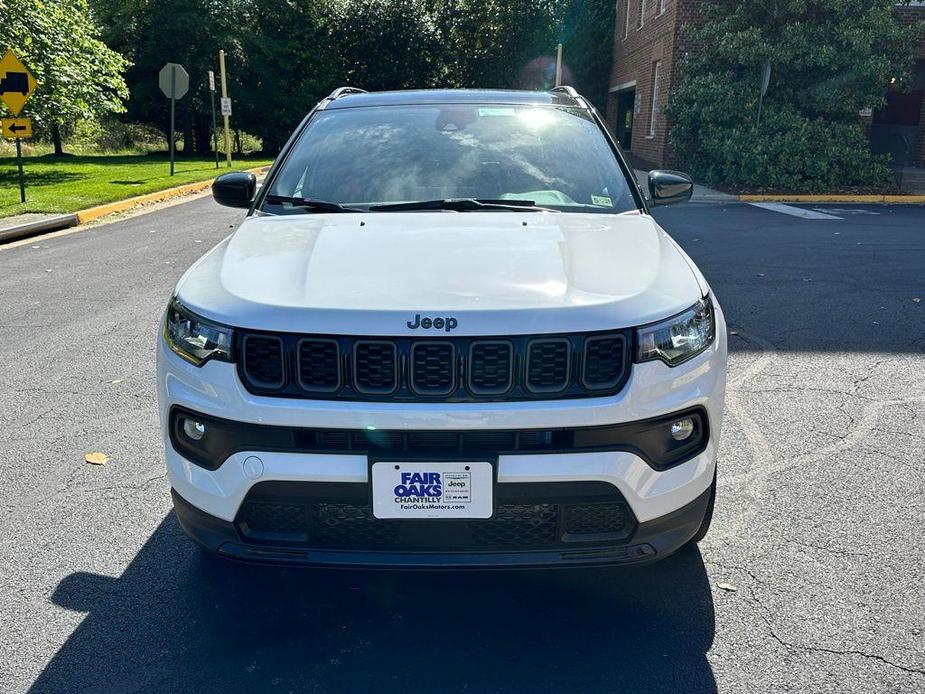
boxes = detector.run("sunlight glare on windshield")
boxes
[516,108,556,130]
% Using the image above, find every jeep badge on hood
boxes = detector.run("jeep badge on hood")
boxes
[406,314,458,331]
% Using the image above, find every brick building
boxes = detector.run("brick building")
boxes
[606,1,925,178]
[877,3,925,180]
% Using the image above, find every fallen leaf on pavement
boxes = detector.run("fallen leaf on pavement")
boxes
[84,452,109,466]
[717,582,737,592]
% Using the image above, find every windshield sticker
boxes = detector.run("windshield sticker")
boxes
[478,107,516,117]
[591,195,613,207]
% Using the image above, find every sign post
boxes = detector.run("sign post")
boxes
[208,70,219,169]
[756,60,771,127]
[219,50,231,167]
[14,139,24,202]
[158,62,189,176]
[554,43,563,87]
[0,50,38,203]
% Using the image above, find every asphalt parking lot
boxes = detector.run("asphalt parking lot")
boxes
[0,198,923,693]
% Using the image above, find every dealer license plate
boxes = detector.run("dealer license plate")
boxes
[370,461,493,519]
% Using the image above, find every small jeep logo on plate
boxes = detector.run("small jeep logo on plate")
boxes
[407,314,458,332]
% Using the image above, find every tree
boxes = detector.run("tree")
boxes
[93,0,235,155]
[226,0,341,153]
[666,0,922,191]
[326,0,443,91]
[0,0,129,155]
[558,0,615,111]
[430,0,563,89]
[84,0,610,156]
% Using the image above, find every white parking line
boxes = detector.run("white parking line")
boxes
[814,207,880,215]
[748,202,843,220]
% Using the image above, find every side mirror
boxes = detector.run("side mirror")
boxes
[647,170,693,206]
[212,172,256,209]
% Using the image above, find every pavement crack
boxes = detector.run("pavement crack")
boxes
[75,473,168,496]
[852,358,887,394]
[789,540,872,560]
[707,561,925,677]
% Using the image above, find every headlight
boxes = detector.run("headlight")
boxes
[636,296,715,366]
[164,298,233,366]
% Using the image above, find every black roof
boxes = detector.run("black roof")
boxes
[324,88,583,110]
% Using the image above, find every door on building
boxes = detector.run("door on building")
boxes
[615,88,636,151]
[870,60,924,167]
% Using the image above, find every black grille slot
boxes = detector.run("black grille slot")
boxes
[468,341,514,395]
[313,503,399,548]
[518,431,554,448]
[351,430,404,449]
[470,504,560,546]
[564,502,633,541]
[317,431,349,449]
[297,339,340,392]
[582,336,626,389]
[525,339,570,393]
[408,431,459,449]
[242,335,285,388]
[462,431,517,449]
[410,342,456,395]
[238,502,308,541]
[353,341,397,394]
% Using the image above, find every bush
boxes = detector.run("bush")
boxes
[666,0,921,192]
[669,88,895,192]
[68,118,164,153]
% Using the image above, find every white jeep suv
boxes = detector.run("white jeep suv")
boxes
[156,87,727,568]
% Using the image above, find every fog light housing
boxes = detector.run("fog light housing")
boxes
[182,418,206,441]
[670,418,694,441]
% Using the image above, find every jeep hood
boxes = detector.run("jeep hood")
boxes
[175,211,705,335]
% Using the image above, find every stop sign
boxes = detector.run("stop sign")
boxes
[158,63,189,100]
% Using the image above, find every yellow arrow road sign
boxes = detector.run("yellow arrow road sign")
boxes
[2,117,32,138]
[0,50,38,116]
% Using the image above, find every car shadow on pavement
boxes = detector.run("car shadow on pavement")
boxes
[35,513,716,693]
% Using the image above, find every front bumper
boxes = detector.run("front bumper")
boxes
[172,482,713,568]
[157,305,726,567]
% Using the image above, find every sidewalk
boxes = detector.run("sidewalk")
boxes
[633,168,737,203]
[633,168,925,204]
[0,212,78,242]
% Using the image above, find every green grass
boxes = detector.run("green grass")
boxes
[0,153,274,218]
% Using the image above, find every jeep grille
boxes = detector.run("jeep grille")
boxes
[236,330,630,402]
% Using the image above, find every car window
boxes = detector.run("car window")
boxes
[264,104,637,214]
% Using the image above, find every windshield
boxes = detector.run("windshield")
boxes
[263,104,638,214]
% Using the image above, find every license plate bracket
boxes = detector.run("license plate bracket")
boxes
[370,460,495,520]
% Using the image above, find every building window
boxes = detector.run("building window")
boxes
[648,60,661,137]
[639,0,646,28]
[623,0,631,39]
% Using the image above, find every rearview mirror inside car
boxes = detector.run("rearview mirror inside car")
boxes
[648,170,693,206]
[212,172,257,209]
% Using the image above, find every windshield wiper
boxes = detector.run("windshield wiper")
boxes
[368,198,554,212]
[263,194,363,213]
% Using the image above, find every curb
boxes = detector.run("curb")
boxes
[738,194,925,204]
[0,165,270,244]
[0,214,78,243]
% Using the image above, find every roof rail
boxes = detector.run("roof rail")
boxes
[549,85,579,97]
[326,86,368,100]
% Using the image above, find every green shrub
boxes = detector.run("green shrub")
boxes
[666,0,922,191]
